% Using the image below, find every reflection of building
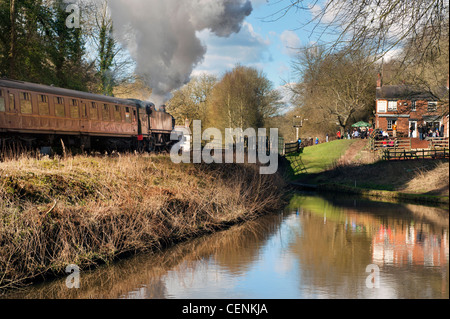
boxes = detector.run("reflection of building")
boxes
[372,225,449,268]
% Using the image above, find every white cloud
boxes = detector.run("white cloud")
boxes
[280,30,301,57]
[193,22,272,76]
[309,2,338,24]
[382,48,403,62]
[250,0,268,8]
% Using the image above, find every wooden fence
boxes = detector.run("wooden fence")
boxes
[427,137,449,149]
[370,137,412,151]
[285,142,301,155]
[382,148,449,161]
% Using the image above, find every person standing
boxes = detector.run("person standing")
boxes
[393,123,397,138]
[337,131,341,140]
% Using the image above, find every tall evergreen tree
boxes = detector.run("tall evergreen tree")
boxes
[47,0,87,90]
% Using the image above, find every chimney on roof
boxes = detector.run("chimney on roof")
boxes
[377,73,383,88]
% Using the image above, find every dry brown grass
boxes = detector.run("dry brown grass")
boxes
[400,162,449,196]
[0,154,286,292]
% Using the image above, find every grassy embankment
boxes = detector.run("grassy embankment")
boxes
[0,154,286,292]
[286,139,449,206]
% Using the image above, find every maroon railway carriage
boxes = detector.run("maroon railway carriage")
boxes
[0,78,175,152]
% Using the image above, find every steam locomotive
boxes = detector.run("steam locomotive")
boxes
[0,78,175,153]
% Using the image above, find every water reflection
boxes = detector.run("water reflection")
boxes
[3,194,448,299]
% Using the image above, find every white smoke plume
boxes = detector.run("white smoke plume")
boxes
[107,0,253,105]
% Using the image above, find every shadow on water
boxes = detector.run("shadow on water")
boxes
[3,193,449,299]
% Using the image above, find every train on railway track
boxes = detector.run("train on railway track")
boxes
[0,78,176,153]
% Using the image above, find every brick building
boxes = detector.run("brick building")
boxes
[375,75,449,138]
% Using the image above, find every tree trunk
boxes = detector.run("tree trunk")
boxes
[9,0,17,78]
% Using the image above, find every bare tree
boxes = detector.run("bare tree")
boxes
[167,74,217,126]
[80,0,134,95]
[207,65,284,131]
[292,46,377,133]
[270,0,449,64]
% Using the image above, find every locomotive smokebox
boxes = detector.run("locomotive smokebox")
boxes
[146,103,155,115]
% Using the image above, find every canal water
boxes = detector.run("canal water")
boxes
[4,194,449,299]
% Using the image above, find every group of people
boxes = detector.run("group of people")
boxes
[417,124,445,140]
[335,128,372,140]
[351,128,372,140]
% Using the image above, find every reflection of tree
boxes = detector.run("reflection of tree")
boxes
[289,212,373,298]
[3,214,284,299]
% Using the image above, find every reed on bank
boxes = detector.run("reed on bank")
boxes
[0,154,286,292]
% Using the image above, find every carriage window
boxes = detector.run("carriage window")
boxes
[38,95,49,115]
[114,105,122,122]
[81,103,87,118]
[102,104,111,121]
[133,110,137,122]
[9,93,16,112]
[90,102,98,120]
[125,107,131,123]
[20,92,32,114]
[0,90,5,112]
[54,97,65,117]
[70,99,80,119]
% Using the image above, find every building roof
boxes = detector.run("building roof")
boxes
[376,85,449,101]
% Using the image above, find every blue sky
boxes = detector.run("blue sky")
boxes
[193,0,317,89]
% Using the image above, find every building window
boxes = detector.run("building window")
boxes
[378,100,387,113]
[388,101,398,112]
[0,90,5,112]
[38,95,49,115]
[428,101,438,112]
[411,101,417,112]
[387,119,397,131]
[20,92,33,114]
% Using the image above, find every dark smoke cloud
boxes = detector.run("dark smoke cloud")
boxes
[107,0,253,105]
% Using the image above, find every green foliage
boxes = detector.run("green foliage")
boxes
[97,22,115,96]
[0,0,95,91]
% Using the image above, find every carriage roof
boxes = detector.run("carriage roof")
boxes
[0,78,139,107]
